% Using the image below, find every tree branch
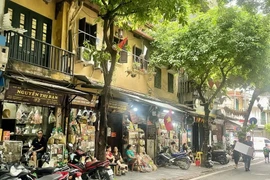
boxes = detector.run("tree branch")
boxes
[101,0,108,7]
[209,67,226,103]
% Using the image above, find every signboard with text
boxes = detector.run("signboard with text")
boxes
[108,100,128,113]
[71,95,96,107]
[5,85,64,106]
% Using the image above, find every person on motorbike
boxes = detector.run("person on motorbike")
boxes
[169,141,180,154]
[29,130,47,168]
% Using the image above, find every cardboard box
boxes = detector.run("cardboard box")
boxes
[234,142,254,157]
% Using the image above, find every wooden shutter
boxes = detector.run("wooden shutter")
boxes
[133,45,137,62]
[78,18,86,47]
[119,51,128,63]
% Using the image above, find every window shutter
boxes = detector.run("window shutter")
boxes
[133,45,137,62]
[119,51,128,63]
[78,18,86,47]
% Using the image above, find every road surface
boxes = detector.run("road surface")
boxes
[192,151,267,180]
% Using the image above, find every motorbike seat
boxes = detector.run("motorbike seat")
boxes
[35,167,56,175]
[37,173,62,180]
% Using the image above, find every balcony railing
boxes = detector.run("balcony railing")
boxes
[5,31,74,75]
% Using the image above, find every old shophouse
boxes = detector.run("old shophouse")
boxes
[0,0,197,160]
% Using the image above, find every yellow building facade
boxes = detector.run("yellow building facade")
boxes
[3,0,179,103]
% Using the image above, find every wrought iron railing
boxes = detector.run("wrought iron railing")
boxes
[5,30,74,75]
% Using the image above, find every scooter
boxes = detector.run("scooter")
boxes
[155,146,191,170]
[0,164,70,180]
[68,143,113,180]
[209,146,230,165]
[205,146,214,168]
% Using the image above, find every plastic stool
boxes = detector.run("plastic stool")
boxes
[196,151,203,164]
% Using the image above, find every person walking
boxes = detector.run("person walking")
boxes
[243,135,254,172]
[232,140,240,169]
[263,144,270,163]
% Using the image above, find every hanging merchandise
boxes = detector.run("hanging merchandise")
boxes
[49,111,56,124]
[16,104,28,123]
[27,109,35,124]
[34,109,43,124]
[89,111,96,123]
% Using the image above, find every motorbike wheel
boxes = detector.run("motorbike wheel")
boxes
[155,156,165,167]
[177,158,191,170]
[219,156,229,165]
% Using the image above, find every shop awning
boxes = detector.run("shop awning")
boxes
[9,75,89,96]
[120,93,184,112]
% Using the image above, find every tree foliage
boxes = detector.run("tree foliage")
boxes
[149,6,270,165]
[84,0,205,161]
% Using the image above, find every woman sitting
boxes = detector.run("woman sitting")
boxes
[106,146,115,163]
[113,146,128,175]
[126,144,142,172]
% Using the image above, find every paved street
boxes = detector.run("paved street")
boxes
[192,159,267,180]
[115,151,265,180]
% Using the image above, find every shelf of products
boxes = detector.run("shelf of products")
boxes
[2,140,23,163]
[48,144,64,165]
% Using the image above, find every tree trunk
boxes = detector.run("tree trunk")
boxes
[243,89,260,127]
[201,103,210,167]
[97,86,110,161]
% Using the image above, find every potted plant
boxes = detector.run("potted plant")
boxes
[132,62,141,70]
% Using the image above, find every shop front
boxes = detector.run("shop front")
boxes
[0,76,89,164]
[67,95,98,155]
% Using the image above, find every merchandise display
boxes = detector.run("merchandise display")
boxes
[68,108,95,152]
[15,104,43,136]
[2,140,23,163]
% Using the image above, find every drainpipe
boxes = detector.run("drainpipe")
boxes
[0,0,6,35]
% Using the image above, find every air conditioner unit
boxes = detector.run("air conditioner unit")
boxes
[77,47,95,66]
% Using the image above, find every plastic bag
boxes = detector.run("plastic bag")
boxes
[34,109,42,124]
[27,109,35,124]
[49,111,56,124]
[16,104,28,122]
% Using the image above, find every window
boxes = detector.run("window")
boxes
[154,67,161,88]
[114,37,128,63]
[168,73,174,93]
[235,99,239,110]
[78,18,97,47]
[133,45,149,70]
[261,112,266,125]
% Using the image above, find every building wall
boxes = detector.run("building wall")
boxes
[73,6,179,102]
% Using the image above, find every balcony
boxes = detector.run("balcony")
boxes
[4,31,74,76]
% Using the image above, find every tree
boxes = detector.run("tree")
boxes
[149,6,270,166]
[83,0,204,161]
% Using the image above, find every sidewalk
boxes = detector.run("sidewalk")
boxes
[115,158,263,180]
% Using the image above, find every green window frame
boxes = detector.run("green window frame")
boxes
[154,67,161,89]
[168,73,174,93]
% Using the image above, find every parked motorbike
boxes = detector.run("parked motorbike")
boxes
[155,146,191,170]
[209,146,230,165]
[205,146,214,168]
[68,143,113,180]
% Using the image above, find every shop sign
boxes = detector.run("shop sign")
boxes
[71,95,97,107]
[108,100,128,112]
[5,85,63,106]
[147,125,156,139]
